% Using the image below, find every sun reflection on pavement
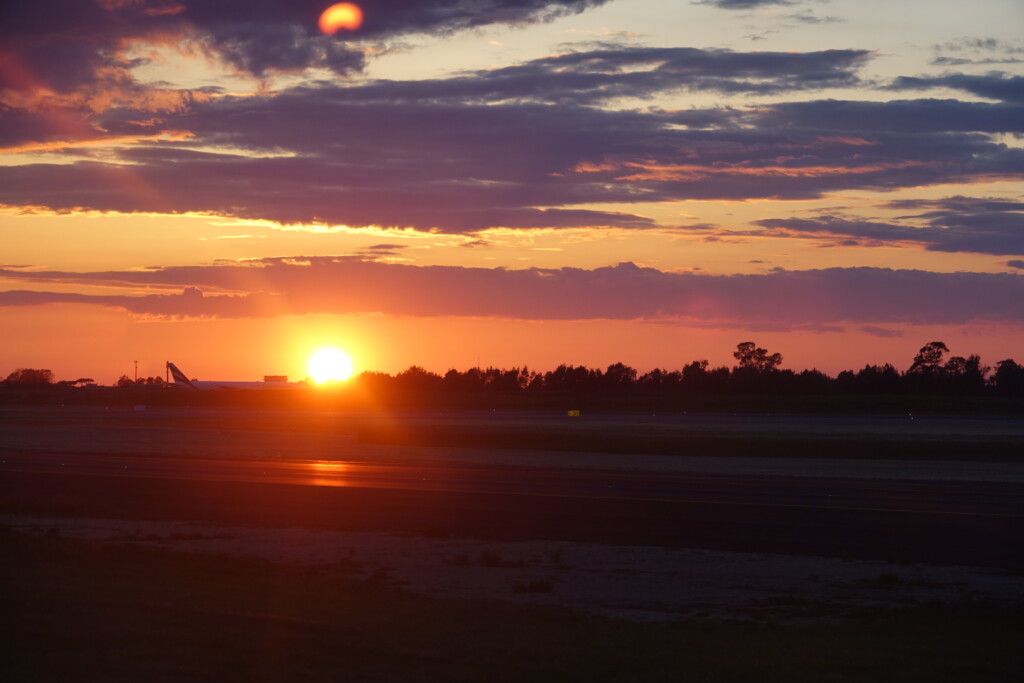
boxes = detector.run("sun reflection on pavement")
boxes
[306,461,349,487]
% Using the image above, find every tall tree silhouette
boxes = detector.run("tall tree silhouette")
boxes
[732,342,782,372]
[908,341,949,374]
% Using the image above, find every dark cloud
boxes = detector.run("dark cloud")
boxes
[0,42,875,232]
[352,244,409,261]
[861,326,904,339]
[0,0,608,105]
[756,197,1024,256]
[884,196,1024,213]
[931,38,1024,66]
[2,15,1021,236]
[2,261,1022,328]
[1007,260,1024,270]
[782,12,843,25]
[697,0,795,9]
[3,77,1022,233]
[464,46,869,102]
[749,98,1024,133]
[184,0,611,77]
[890,72,1024,103]
[237,45,868,108]
[200,22,366,78]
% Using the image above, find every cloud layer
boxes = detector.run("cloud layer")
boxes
[2,62,1021,232]
[2,260,1022,329]
[2,0,1021,236]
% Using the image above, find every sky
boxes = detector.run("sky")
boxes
[1,0,1022,384]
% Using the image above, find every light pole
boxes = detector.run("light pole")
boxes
[134,360,138,383]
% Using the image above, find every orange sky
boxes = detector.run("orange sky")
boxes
[0,304,1017,385]
[2,0,1022,384]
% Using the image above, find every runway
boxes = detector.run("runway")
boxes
[3,449,1022,570]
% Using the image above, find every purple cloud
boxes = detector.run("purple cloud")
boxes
[3,81,1021,233]
[756,197,1024,256]
[2,11,1021,237]
[2,261,1022,328]
[467,47,869,103]
[931,38,1024,66]
[697,0,795,9]
[0,0,610,103]
[860,326,904,339]
[748,98,1024,133]
[890,72,1024,103]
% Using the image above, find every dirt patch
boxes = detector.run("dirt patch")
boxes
[8,514,1022,624]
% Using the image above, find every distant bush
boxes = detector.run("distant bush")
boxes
[3,368,54,385]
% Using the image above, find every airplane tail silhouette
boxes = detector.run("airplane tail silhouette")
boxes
[166,362,198,390]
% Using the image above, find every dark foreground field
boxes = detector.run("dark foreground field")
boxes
[2,405,1023,680]
[3,527,1023,683]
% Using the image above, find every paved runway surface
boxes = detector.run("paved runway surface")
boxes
[3,449,1022,570]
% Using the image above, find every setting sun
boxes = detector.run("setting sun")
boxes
[308,348,354,383]
[318,3,363,34]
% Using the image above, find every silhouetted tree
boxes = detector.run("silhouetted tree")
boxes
[908,341,949,374]
[603,362,637,390]
[944,354,989,394]
[732,342,782,373]
[484,367,528,392]
[638,368,683,393]
[443,367,483,392]
[794,368,833,394]
[676,360,729,393]
[992,359,1024,396]
[4,368,54,385]
[838,364,902,394]
[115,375,164,388]
[394,365,443,393]
[354,371,392,393]
[57,377,95,387]
[729,343,783,392]
[542,365,601,392]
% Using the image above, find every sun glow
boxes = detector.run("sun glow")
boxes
[308,347,355,383]
[319,3,363,34]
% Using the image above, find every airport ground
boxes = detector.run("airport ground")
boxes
[2,405,1023,681]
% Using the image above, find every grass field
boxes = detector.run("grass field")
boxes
[4,527,1023,682]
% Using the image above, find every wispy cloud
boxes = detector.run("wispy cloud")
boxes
[931,37,1024,66]
[755,196,1024,256]
[697,0,795,9]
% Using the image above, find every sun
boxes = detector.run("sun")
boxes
[318,3,363,35]
[308,348,354,383]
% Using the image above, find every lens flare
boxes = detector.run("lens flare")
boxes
[319,3,363,35]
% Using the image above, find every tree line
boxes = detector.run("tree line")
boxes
[4,341,1023,398]
[352,341,1024,398]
